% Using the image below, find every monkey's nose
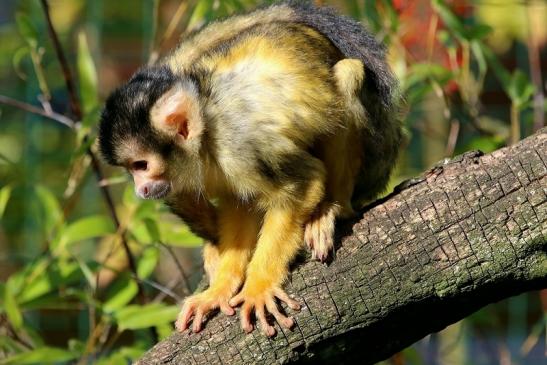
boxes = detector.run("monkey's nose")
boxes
[143,186,149,196]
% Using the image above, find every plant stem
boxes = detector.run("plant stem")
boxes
[0,94,74,128]
[510,103,520,145]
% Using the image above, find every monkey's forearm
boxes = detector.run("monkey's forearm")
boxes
[166,194,218,243]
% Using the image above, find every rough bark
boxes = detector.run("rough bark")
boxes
[137,130,547,365]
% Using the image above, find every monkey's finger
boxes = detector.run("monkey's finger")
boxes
[240,303,254,333]
[176,303,195,332]
[220,301,235,316]
[192,309,205,333]
[266,300,294,329]
[229,293,244,307]
[256,305,276,337]
[273,288,301,311]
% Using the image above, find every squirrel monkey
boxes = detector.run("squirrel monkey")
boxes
[98,1,403,336]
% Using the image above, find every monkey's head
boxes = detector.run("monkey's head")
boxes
[98,65,205,199]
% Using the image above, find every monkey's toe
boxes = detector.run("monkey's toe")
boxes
[175,288,235,333]
[230,285,299,336]
[304,203,338,262]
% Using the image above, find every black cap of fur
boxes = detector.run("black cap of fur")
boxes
[98,65,179,165]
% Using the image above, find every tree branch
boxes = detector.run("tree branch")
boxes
[137,129,547,365]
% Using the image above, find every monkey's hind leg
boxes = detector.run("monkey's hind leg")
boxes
[176,200,260,333]
[304,58,364,262]
[304,127,361,261]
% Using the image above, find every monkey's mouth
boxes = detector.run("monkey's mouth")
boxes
[138,182,171,200]
[149,184,170,199]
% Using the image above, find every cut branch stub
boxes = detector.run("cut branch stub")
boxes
[137,129,546,365]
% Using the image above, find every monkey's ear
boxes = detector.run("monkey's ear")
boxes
[151,85,202,142]
[166,110,189,139]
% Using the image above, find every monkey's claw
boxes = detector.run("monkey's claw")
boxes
[229,286,300,337]
[304,203,339,262]
[175,288,235,333]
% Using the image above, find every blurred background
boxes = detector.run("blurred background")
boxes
[0,0,545,364]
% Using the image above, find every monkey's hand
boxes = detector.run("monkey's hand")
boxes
[175,282,237,333]
[229,279,300,337]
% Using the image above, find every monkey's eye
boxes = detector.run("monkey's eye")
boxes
[131,160,148,171]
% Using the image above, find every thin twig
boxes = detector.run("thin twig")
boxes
[138,276,183,302]
[39,0,81,120]
[158,241,192,296]
[0,314,33,350]
[148,0,190,64]
[445,119,460,157]
[153,277,182,302]
[0,94,74,128]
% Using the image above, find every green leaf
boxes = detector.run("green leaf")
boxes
[405,63,453,87]
[381,0,399,33]
[134,200,159,220]
[18,290,88,311]
[129,217,161,244]
[114,303,178,331]
[159,220,202,247]
[432,0,466,40]
[102,273,138,314]
[471,40,487,78]
[0,283,5,307]
[464,24,492,40]
[35,186,62,237]
[77,31,99,116]
[0,335,23,353]
[0,346,78,365]
[12,47,29,80]
[4,279,23,330]
[123,184,138,207]
[94,346,145,365]
[437,30,457,50]
[188,0,214,29]
[363,1,382,32]
[79,107,101,131]
[482,45,511,89]
[156,322,174,340]
[137,245,159,278]
[144,218,161,242]
[56,215,115,250]
[507,70,535,107]
[74,257,96,291]
[0,185,12,219]
[18,260,81,304]
[15,13,39,50]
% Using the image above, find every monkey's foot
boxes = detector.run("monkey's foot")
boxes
[175,286,236,333]
[229,284,300,337]
[304,203,340,262]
